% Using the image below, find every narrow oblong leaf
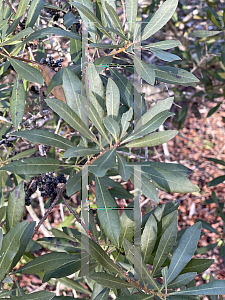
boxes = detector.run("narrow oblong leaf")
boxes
[0,221,29,281]
[0,157,66,175]
[36,237,81,253]
[141,0,178,41]
[66,169,82,196]
[134,56,155,86]
[169,280,225,296]
[0,28,34,46]
[120,107,133,139]
[63,146,100,158]
[45,98,97,143]
[89,148,116,177]
[7,58,43,85]
[153,219,177,274]
[58,277,92,295]
[150,49,181,62]
[117,153,131,181]
[9,291,54,300]
[179,258,214,275]
[125,130,178,148]
[126,0,138,35]
[10,75,25,130]
[89,272,132,289]
[167,222,201,283]
[192,30,221,38]
[12,129,75,150]
[106,77,120,119]
[105,3,124,34]
[103,116,120,141]
[144,40,181,50]
[6,181,25,231]
[95,176,120,246]
[123,238,159,290]
[26,0,47,28]
[142,214,157,263]
[167,272,197,289]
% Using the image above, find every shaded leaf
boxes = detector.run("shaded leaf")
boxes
[10,75,25,131]
[26,0,47,28]
[134,56,155,85]
[45,98,97,143]
[58,277,91,295]
[0,28,34,46]
[169,280,225,296]
[192,30,221,38]
[9,291,54,300]
[144,40,181,50]
[120,107,133,139]
[126,0,138,36]
[36,237,81,253]
[12,129,75,150]
[142,214,157,263]
[117,153,131,181]
[168,272,197,289]
[89,272,132,289]
[93,287,109,300]
[207,102,222,118]
[105,3,124,34]
[103,116,120,141]
[195,219,218,234]
[168,222,201,283]
[89,148,116,177]
[6,181,25,231]
[153,219,177,274]
[63,146,100,158]
[66,169,81,196]
[207,175,225,187]
[95,176,120,246]
[150,49,181,62]
[8,58,43,85]
[5,148,37,162]
[179,258,214,275]
[119,209,137,248]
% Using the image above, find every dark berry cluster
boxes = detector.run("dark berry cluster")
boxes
[46,8,64,22]
[19,19,26,30]
[24,173,69,206]
[1,135,13,147]
[40,55,63,70]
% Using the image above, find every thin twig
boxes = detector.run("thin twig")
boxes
[33,185,66,236]
[61,196,99,245]
[4,0,16,14]
[121,0,126,27]
[116,150,148,160]
[26,205,51,237]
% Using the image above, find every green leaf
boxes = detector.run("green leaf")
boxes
[150,49,181,62]
[66,169,82,196]
[92,287,109,300]
[7,58,43,85]
[179,258,214,275]
[148,162,192,176]
[0,221,29,281]
[26,0,47,28]
[141,175,159,203]
[62,68,82,117]
[122,111,174,144]
[133,56,156,86]
[142,214,157,263]
[192,30,221,38]
[70,38,82,64]
[0,157,66,175]
[10,75,25,131]
[58,277,91,295]
[152,64,199,85]
[105,3,124,35]
[120,107,133,139]
[36,237,81,253]
[85,63,105,120]
[103,116,120,141]
[117,154,131,181]
[5,148,37,162]
[9,291,54,300]
[45,98,97,143]
[123,238,159,290]
[205,157,225,166]
[12,129,75,150]
[125,130,178,148]
[141,0,178,41]
[153,219,177,274]
[167,222,201,283]
[106,77,120,120]
[23,27,82,44]
[89,148,116,177]
[126,0,138,36]
[6,181,25,231]
[195,219,218,234]
[63,146,100,158]
[113,294,154,300]
[70,2,111,40]
[207,175,225,187]
[142,166,199,193]
[89,272,132,289]
[16,252,86,282]
[195,242,218,255]
[207,102,222,117]
[6,0,30,35]
[0,28,34,46]
[135,97,174,131]
[95,176,120,246]
[169,280,225,296]
[207,8,222,28]
[79,94,110,143]
[119,209,137,248]
[167,272,197,289]
[144,40,181,50]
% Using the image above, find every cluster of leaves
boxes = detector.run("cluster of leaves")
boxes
[0,0,224,299]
